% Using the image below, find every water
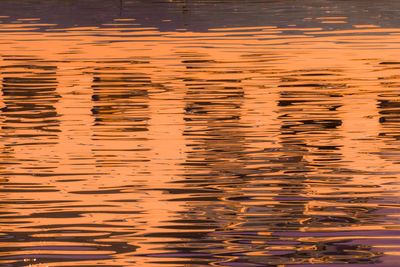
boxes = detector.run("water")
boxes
[1,0,400,266]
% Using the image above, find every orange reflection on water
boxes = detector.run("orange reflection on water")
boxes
[1,12,400,266]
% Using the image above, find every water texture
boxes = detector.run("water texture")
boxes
[1,0,400,266]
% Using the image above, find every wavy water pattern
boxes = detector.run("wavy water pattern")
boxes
[1,0,400,266]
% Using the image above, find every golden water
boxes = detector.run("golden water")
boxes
[1,0,400,266]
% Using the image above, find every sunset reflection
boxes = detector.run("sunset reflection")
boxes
[1,0,400,266]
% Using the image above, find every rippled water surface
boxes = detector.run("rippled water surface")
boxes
[2,0,400,266]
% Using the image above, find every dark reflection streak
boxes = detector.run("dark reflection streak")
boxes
[90,62,151,170]
[274,70,383,265]
[1,67,60,137]
[0,56,60,191]
[0,230,138,262]
[144,53,249,265]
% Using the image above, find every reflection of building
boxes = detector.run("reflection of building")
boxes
[91,68,150,135]
[90,63,152,174]
[377,94,400,162]
[1,59,59,136]
[140,54,251,264]
[0,57,60,175]
[147,64,384,266]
